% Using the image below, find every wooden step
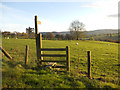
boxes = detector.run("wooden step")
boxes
[52,65,67,68]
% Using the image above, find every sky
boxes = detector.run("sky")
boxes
[0,0,119,33]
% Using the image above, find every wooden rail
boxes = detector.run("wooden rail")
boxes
[0,47,12,60]
[41,54,66,57]
[40,48,66,51]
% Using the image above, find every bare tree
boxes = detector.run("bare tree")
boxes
[69,20,86,40]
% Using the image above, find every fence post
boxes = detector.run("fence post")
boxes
[66,46,70,72]
[25,45,29,67]
[87,51,91,79]
[39,33,43,64]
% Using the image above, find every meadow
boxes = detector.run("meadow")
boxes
[2,38,119,88]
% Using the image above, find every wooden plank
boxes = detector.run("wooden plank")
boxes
[41,48,66,51]
[41,60,66,62]
[87,51,91,79]
[41,54,66,57]
[52,65,67,68]
[0,47,12,60]
[66,46,70,72]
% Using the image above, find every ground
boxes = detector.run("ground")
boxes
[1,38,119,88]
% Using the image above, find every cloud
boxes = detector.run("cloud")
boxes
[0,24,28,32]
[80,0,118,30]
[107,14,118,18]
[81,0,119,8]
[79,10,118,31]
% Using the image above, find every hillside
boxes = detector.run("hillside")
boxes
[40,29,118,35]
[85,29,118,35]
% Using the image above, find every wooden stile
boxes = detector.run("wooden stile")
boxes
[34,16,70,71]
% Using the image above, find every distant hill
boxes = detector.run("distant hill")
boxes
[40,29,118,35]
[85,29,118,35]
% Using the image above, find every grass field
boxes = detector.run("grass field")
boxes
[2,38,119,88]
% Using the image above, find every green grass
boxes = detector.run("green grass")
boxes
[2,38,119,88]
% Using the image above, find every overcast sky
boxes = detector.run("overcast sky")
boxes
[0,0,119,33]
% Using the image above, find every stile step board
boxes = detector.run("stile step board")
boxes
[41,60,66,62]
[41,54,66,57]
[52,65,67,68]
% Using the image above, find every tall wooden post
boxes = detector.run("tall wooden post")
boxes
[87,51,91,79]
[66,46,70,72]
[25,45,29,67]
[35,15,43,65]
[35,16,40,63]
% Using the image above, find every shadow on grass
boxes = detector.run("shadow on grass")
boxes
[2,58,24,68]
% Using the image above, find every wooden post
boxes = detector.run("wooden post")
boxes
[39,33,43,64]
[66,46,70,72]
[35,16,40,64]
[0,47,12,60]
[35,16,38,34]
[36,34,40,62]
[87,51,91,79]
[25,45,29,66]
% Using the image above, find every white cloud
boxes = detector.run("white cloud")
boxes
[81,0,118,16]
